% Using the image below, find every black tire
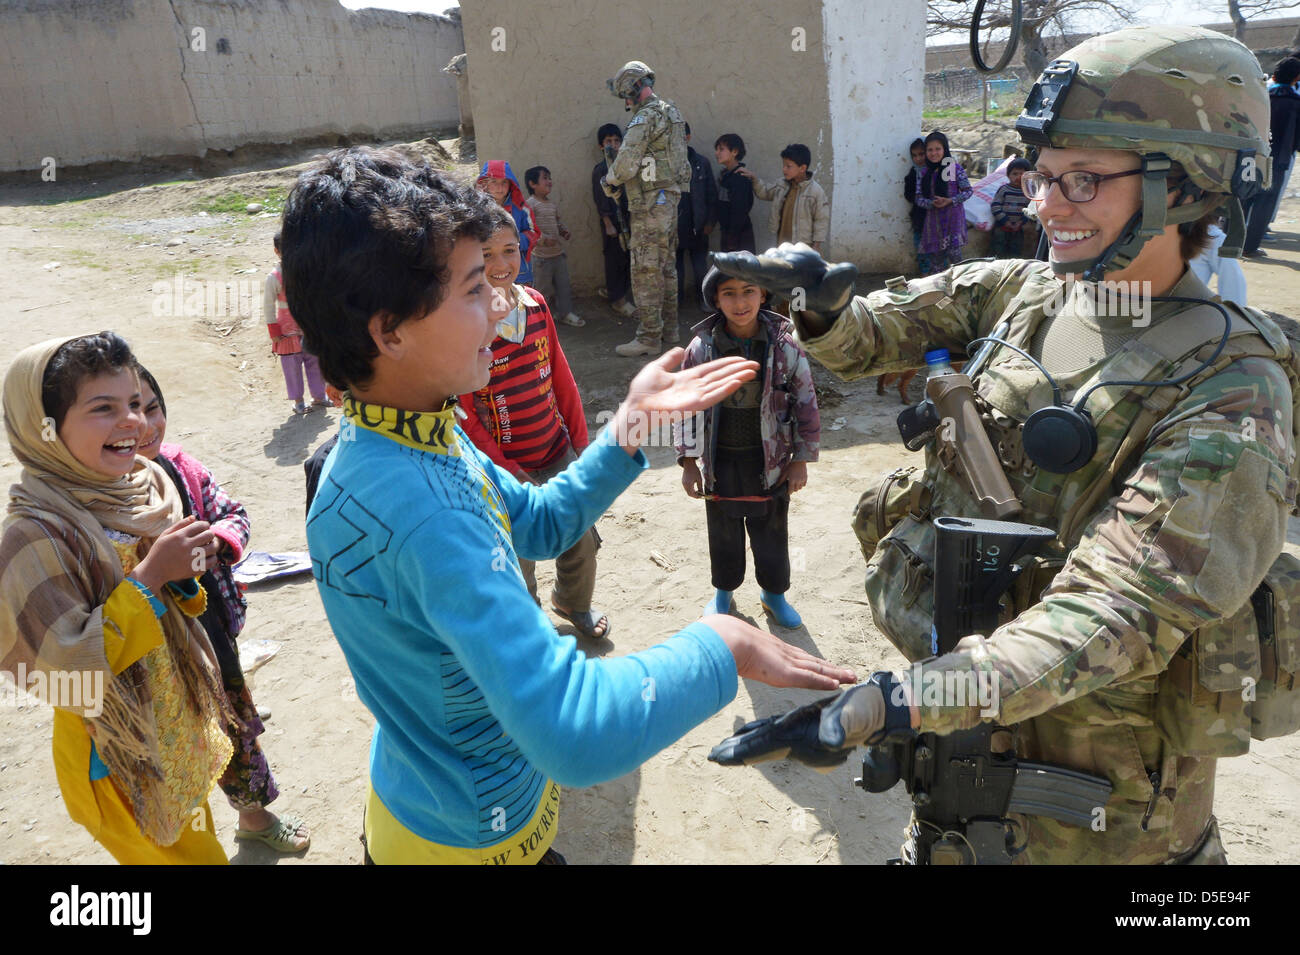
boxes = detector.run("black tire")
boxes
[969,0,1023,74]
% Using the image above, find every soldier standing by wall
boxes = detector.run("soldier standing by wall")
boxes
[600,61,692,358]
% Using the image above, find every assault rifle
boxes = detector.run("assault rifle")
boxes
[857,515,1112,864]
[603,144,631,252]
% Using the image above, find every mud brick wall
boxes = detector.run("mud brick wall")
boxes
[460,0,924,285]
[1,0,463,172]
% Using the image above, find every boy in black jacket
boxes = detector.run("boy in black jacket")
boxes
[591,123,636,316]
[714,133,755,253]
[901,138,926,265]
[678,123,718,307]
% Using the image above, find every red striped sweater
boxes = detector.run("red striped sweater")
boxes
[458,287,589,477]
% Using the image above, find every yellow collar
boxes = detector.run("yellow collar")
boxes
[342,395,461,455]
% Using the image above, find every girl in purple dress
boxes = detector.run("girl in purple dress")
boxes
[914,131,972,275]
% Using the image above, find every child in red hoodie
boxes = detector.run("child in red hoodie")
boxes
[476,160,541,287]
[457,205,608,641]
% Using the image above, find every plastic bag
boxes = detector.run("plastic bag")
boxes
[965,157,1014,231]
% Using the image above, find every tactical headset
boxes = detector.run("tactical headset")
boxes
[965,296,1232,474]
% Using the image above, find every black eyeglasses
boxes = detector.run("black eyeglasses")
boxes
[1021,168,1142,203]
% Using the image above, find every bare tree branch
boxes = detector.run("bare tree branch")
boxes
[928,0,1132,73]
[1226,0,1300,43]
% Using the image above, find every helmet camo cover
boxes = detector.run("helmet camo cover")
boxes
[609,60,654,99]
[1017,25,1271,197]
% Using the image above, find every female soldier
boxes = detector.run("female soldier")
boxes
[709,26,1298,864]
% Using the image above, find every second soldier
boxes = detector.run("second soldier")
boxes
[601,61,692,357]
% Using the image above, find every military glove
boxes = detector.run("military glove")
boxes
[708,672,912,772]
[709,243,859,328]
[600,175,621,200]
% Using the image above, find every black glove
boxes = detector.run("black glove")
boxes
[709,242,859,327]
[709,672,913,772]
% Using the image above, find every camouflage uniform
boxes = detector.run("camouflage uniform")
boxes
[607,93,691,347]
[804,255,1297,864]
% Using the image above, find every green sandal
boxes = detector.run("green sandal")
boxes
[235,813,310,853]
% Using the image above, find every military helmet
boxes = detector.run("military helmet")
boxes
[1016,26,1270,276]
[608,60,654,100]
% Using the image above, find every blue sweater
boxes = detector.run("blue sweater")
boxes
[307,397,738,850]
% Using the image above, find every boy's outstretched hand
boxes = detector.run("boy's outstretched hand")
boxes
[705,614,857,692]
[610,349,758,457]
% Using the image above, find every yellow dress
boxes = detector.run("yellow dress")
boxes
[52,533,229,865]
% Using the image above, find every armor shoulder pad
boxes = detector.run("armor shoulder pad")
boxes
[1234,303,1293,362]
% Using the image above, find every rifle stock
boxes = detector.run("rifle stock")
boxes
[603,144,631,251]
[857,516,1111,863]
[931,516,1055,653]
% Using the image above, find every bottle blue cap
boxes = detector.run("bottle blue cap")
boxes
[924,348,950,365]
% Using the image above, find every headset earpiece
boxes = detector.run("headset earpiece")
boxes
[1021,405,1097,474]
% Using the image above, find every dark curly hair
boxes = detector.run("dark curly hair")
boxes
[780,143,811,170]
[41,332,136,427]
[485,201,518,238]
[279,146,499,390]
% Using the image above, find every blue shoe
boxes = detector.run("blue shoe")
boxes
[702,589,734,617]
[760,590,803,629]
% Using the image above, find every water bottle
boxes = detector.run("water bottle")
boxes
[925,348,955,378]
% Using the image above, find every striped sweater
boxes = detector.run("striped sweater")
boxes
[458,286,589,477]
[991,183,1031,229]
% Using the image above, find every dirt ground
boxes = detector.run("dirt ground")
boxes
[0,138,1296,865]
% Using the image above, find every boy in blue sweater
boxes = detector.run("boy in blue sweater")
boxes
[280,147,856,864]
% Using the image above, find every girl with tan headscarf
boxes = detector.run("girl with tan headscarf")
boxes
[0,332,235,863]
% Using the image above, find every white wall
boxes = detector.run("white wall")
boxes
[823,0,927,272]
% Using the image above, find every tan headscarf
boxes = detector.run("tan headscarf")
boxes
[4,337,180,542]
[1,336,234,846]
